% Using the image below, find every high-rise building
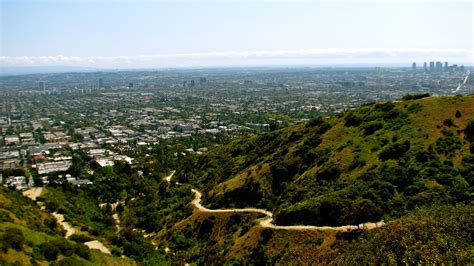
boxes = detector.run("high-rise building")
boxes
[99,78,103,88]
[183,81,187,87]
[128,82,134,89]
[444,62,448,71]
[190,80,195,87]
[423,62,428,71]
[199,77,207,85]
[39,81,45,90]
[412,62,416,71]
[429,61,435,72]
[436,61,443,72]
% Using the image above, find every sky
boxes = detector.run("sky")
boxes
[0,0,473,68]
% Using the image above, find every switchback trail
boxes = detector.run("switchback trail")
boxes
[23,187,111,254]
[191,189,384,231]
[168,171,384,231]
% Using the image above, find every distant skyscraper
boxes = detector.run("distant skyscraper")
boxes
[183,81,187,87]
[99,78,103,88]
[39,81,45,90]
[190,80,195,87]
[429,61,435,72]
[444,62,448,71]
[423,62,428,71]
[436,61,443,72]
[199,77,207,85]
[128,82,134,89]
[412,62,416,71]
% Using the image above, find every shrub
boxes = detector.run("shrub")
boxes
[74,243,91,260]
[443,118,456,127]
[307,237,324,247]
[40,241,60,261]
[111,246,122,256]
[407,103,423,113]
[344,112,362,127]
[57,256,84,266]
[44,218,57,231]
[45,200,59,212]
[349,157,366,170]
[306,117,324,128]
[1,227,25,250]
[0,210,13,223]
[317,165,341,181]
[69,234,93,243]
[363,121,383,135]
[455,110,462,118]
[402,93,430,100]
[349,199,383,225]
[52,239,75,256]
[379,141,411,160]
[465,120,474,142]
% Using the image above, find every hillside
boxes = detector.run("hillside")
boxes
[0,187,134,265]
[156,203,473,264]
[176,94,474,226]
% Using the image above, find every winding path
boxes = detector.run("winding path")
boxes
[167,171,384,231]
[191,189,384,231]
[23,187,111,254]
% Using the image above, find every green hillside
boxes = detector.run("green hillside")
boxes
[156,203,473,264]
[176,95,474,226]
[0,187,134,265]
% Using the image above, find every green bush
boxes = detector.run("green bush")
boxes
[52,239,75,256]
[0,210,13,223]
[40,241,60,261]
[443,118,455,127]
[69,234,93,243]
[363,121,383,135]
[57,256,84,266]
[44,217,57,231]
[1,227,25,251]
[349,157,366,170]
[379,141,411,160]
[465,119,474,142]
[455,110,462,118]
[74,243,91,260]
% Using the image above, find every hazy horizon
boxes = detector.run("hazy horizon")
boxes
[1,0,473,68]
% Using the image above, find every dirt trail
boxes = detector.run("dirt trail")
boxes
[191,189,272,217]
[52,212,77,238]
[112,213,120,232]
[84,240,111,254]
[22,187,111,254]
[22,187,43,201]
[191,189,384,232]
[99,202,121,232]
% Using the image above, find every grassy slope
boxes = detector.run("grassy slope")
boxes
[164,95,473,264]
[176,95,474,226]
[0,187,134,265]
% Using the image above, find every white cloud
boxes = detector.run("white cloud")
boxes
[1,48,472,68]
